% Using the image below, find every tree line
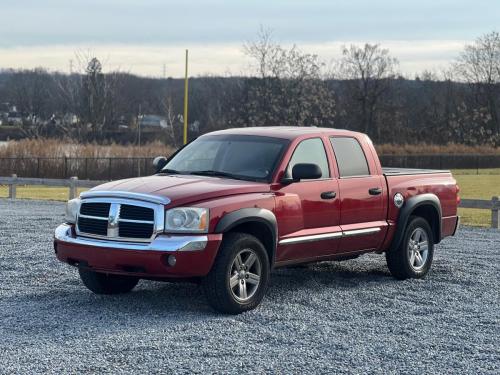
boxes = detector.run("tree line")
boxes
[0,30,499,146]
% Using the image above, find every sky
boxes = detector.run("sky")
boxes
[0,0,498,77]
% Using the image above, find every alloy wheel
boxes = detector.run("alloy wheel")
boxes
[229,248,262,302]
[407,227,429,271]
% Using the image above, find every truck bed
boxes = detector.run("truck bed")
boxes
[382,167,450,176]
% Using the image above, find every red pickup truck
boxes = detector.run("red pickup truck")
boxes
[54,127,460,313]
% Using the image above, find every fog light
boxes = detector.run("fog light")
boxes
[167,255,177,267]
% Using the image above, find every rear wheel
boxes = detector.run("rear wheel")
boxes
[386,216,434,280]
[202,232,270,314]
[78,268,139,294]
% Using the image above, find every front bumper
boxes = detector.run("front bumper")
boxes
[54,224,222,278]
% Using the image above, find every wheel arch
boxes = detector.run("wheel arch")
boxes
[390,193,442,252]
[214,208,278,267]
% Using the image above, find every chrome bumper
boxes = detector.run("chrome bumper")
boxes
[54,224,208,252]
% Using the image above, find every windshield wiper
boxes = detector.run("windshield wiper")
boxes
[159,168,182,175]
[189,170,251,181]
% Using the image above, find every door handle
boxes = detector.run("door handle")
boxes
[369,187,382,195]
[321,191,337,199]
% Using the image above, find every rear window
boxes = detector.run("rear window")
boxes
[330,137,370,177]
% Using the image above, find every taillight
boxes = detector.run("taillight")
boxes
[456,184,461,205]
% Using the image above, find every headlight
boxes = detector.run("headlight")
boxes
[65,198,81,224]
[165,207,209,233]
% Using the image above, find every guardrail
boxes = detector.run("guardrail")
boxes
[1,175,499,229]
[0,174,107,200]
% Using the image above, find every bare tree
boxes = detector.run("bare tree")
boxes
[161,95,182,146]
[455,31,500,136]
[242,27,336,127]
[5,68,59,138]
[71,52,124,140]
[335,43,398,140]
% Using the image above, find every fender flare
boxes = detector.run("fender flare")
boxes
[390,193,442,252]
[215,208,278,265]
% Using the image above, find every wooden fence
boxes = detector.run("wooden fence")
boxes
[1,154,500,180]
[0,175,499,229]
[459,197,500,229]
[0,175,106,200]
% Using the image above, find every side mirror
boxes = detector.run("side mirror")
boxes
[292,163,322,181]
[153,156,168,172]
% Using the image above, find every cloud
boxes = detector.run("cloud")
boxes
[0,0,498,47]
[0,40,466,77]
[1,0,496,76]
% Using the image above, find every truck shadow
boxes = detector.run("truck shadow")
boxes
[8,259,393,323]
[273,260,392,289]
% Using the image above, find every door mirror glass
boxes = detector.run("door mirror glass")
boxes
[153,156,168,172]
[292,163,322,181]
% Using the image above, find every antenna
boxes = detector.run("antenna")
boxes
[69,59,74,74]
[183,50,189,145]
[162,63,166,79]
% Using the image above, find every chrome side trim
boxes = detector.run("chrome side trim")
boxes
[278,227,381,245]
[55,224,207,252]
[80,191,171,205]
[279,232,342,245]
[342,227,381,237]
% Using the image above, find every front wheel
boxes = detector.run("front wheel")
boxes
[386,216,434,280]
[202,232,270,314]
[78,268,139,294]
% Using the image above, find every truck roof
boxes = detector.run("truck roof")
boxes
[206,126,365,140]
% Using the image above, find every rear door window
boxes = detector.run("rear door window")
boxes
[330,137,370,177]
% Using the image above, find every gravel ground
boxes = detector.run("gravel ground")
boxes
[0,199,499,374]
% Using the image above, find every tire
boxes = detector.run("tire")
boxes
[386,216,434,280]
[202,232,270,314]
[78,268,139,294]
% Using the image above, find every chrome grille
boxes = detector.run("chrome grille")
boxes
[76,199,160,243]
[119,222,154,238]
[80,202,110,217]
[78,216,108,236]
[120,204,154,221]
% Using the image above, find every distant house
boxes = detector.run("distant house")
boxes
[7,111,23,125]
[138,115,169,129]
[0,102,10,116]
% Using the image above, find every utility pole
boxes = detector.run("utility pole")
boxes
[137,104,142,176]
[183,49,189,145]
[69,59,73,74]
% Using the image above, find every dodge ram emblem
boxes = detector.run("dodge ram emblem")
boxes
[107,203,121,237]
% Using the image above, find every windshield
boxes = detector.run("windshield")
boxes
[162,135,289,181]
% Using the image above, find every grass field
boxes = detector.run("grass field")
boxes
[1,169,498,227]
[454,173,499,227]
[0,186,88,201]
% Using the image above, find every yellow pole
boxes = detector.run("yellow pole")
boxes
[183,49,189,145]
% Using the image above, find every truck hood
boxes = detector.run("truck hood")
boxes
[89,175,270,206]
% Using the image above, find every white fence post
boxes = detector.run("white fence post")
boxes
[8,174,17,199]
[69,176,78,200]
[492,196,499,229]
